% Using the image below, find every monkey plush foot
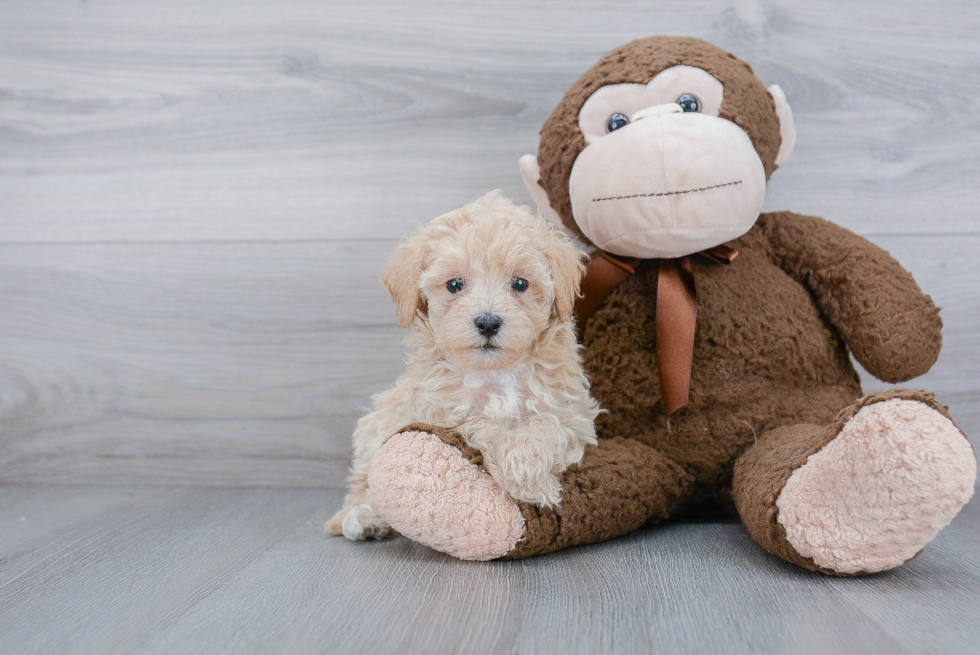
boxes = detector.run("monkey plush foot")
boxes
[367,424,527,561]
[368,424,695,560]
[736,390,976,575]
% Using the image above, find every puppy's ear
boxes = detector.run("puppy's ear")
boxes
[543,224,587,324]
[381,235,426,328]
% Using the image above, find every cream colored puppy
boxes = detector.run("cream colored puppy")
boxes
[327,191,601,540]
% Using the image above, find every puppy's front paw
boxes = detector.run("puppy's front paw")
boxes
[478,440,566,507]
[501,473,563,507]
[338,503,395,541]
[490,454,564,507]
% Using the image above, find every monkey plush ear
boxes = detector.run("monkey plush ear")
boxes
[381,236,426,328]
[768,84,796,168]
[543,224,588,324]
[520,154,564,226]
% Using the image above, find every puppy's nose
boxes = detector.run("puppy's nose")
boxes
[474,314,502,338]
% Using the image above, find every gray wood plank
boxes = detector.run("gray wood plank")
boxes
[0,240,401,485]
[1,485,978,655]
[0,486,332,655]
[1,0,979,244]
[140,520,914,655]
[829,501,980,655]
[0,485,146,554]
[0,235,976,486]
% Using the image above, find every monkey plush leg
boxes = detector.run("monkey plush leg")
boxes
[733,390,976,576]
[367,423,694,561]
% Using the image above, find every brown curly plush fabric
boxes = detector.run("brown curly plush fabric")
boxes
[537,36,782,241]
[504,436,693,559]
[584,212,941,506]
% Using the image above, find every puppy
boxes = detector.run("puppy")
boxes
[326,191,601,541]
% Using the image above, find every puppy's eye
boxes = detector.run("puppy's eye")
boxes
[676,93,701,113]
[606,113,630,133]
[511,277,528,292]
[446,278,465,294]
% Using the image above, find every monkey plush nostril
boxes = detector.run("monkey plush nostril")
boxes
[632,103,683,122]
[474,314,503,338]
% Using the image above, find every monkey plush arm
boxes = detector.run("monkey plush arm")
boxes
[760,211,942,383]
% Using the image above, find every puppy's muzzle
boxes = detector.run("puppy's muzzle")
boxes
[474,314,502,338]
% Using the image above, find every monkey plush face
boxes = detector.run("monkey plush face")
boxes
[521,37,796,259]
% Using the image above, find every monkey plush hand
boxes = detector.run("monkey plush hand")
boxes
[365,37,976,574]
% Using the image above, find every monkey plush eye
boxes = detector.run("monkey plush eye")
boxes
[511,277,528,292]
[446,278,465,293]
[606,113,630,133]
[677,94,701,113]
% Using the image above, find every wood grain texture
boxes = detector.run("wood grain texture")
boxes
[0,236,975,486]
[0,241,405,485]
[1,485,978,654]
[0,0,978,486]
[1,0,979,243]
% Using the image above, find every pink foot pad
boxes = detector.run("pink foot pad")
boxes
[368,430,526,561]
[777,399,976,574]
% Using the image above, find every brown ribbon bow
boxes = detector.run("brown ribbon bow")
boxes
[574,245,738,416]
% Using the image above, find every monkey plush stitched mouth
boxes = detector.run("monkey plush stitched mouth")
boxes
[521,63,794,259]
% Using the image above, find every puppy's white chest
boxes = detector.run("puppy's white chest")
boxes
[460,368,532,424]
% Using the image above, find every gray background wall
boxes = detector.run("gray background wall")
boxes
[1,0,977,487]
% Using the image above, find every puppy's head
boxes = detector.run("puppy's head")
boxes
[382,191,586,370]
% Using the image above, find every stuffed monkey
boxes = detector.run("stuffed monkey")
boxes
[365,37,975,575]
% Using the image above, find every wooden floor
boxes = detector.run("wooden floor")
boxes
[2,0,979,653]
[0,485,978,655]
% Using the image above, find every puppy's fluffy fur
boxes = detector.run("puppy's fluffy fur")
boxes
[327,191,601,540]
